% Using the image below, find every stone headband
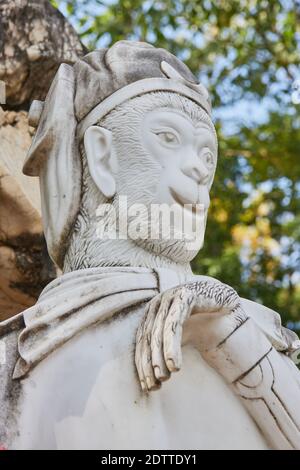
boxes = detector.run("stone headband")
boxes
[26,60,211,148]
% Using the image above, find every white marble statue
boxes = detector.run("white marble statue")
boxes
[1,41,300,450]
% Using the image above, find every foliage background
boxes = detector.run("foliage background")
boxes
[52,0,300,332]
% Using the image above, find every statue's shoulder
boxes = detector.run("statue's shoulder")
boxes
[0,312,24,362]
[0,312,24,383]
[0,312,24,339]
[0,313,24,447]
[0,312,24,384]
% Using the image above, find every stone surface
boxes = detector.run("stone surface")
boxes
[1,40,300,450]
[0,0,87,108]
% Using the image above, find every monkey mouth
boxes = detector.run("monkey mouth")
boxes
[169,188,204,217]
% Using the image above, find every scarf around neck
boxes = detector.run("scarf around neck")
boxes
[8,266,298,379]
[13,266,187,379]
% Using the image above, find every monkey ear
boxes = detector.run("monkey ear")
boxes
[84,126,117,199]
[23,64,81,269]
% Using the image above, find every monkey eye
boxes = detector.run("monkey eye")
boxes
[204,151,214,168]
[155,130,180,146]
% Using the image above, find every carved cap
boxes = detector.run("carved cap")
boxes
[73,41,209,121]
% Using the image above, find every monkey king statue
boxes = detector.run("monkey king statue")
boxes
[1,41,300,450]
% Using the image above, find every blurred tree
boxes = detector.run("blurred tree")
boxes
[51,0,300,331]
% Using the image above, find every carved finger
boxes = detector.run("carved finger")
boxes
[163,290,195,372]
[135,302,150,392]
[140,296,162,391]
[136,297,160,391]
[150,290,176,382]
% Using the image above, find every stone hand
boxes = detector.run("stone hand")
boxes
[135,279,244,392]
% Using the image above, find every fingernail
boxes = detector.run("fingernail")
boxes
[146,376,153,389]
[167,359,179,372]
[154,366,169,381]
[140,380,146,392]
